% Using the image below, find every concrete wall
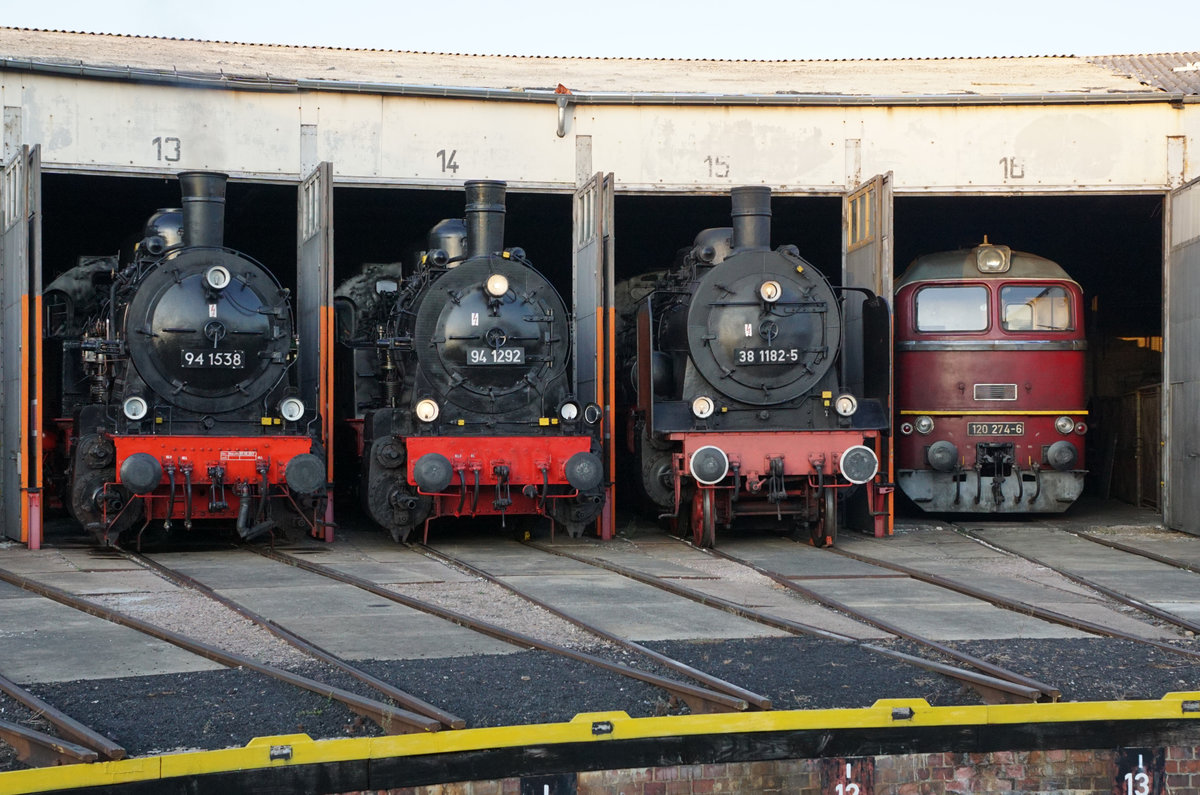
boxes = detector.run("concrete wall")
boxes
[2,73,1196,194]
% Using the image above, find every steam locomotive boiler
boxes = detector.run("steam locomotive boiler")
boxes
[893,242,1088,512]
[620,186,888,547]
[44,171,327,544]
[339,180,606,542]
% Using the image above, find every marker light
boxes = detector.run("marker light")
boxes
[914,415,935,435]
[279,397,305,422]
[559,401,580,421]
[123,396,149,421]
[834,394,858,417]
[1055,416,1074,434]
[415,399,440,422]
[691,396,715,419]
[205,265,232,290]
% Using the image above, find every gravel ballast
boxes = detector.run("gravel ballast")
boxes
[3,634,1197,771]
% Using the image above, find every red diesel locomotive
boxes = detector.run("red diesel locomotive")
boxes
[894,241,1088,513]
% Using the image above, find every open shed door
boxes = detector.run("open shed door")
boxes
[842,173,893,537]
[1166,177,1200,534]
[298,162,335,541]
[573,173,615,539]
[0,145,42,546]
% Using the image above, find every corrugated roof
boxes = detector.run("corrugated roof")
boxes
[1088,53,1200,95]
[0,27,1190,99]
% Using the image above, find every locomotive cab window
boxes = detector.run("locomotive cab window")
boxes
[1000,285,1072,332]
[915,285,988,332]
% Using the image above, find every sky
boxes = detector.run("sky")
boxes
[0,0,1196,60]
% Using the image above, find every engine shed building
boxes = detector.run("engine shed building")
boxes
[0,28,1197,548]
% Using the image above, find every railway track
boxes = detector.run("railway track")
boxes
[113,546,466,730]
[821,531,1200,664]
[254,546,764,715]
[0,673,124,767]
[0,563,442,753]
[951,526,1200,641]
[519,539,1057,703]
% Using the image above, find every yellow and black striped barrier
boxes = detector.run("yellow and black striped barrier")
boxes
[3,693,1199,794]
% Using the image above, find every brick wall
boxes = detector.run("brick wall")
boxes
[357,744,1200,794]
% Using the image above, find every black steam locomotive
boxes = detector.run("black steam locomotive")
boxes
[336,180,606,542]
[44,171,326,544]
[620,186,888,546]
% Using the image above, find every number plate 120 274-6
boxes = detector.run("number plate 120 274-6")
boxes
[967,421,1024,436]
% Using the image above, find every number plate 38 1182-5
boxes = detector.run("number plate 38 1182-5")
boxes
[967,421,1024,436]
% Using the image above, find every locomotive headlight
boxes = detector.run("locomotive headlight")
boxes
[278,397,305,422]
[1055,416,1075,434]
[204,265,232,290]
[834,394,858,417]
[689,445,729,485]
[914,415,935,435]
[123,396,149,421]
[485,273,509,297]
[974,244,1011,273]
[415,399,440,423]
[759,280,782,303]
[559,401,580,421]
[691,396,716,419]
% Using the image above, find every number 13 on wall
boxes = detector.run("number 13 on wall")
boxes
[820,757,873,795]
[1116,748,1164,795]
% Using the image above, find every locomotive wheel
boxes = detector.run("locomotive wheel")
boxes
[812,487,837,548]
[690,489,716,548]
[71,469,142,543]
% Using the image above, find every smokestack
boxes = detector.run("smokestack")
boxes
[178,171,228,249]
[465,180,506,259]
[730,186,771,251]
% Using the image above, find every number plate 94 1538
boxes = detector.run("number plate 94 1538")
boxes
[182,349,245,369]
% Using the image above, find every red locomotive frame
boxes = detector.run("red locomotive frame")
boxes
[109,434,325,534]
[405,435,597,540]
[666,430,888,547]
